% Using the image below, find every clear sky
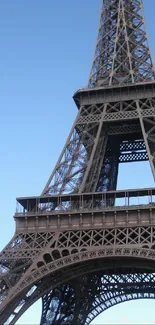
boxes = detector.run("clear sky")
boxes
[1,0,155,324]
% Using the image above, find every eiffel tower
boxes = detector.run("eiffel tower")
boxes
[1,0,155,324]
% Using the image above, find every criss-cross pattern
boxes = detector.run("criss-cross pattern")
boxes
[1,0,155,324]
[89,0,155,87]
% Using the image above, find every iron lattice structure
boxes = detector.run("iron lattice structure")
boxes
[1,0,155,324]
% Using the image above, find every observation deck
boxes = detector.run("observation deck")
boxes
[15,188,155,232]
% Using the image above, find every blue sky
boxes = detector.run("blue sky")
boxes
[1,0,155,324]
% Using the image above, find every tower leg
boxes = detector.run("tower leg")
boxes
[40,269,155,325]
[40,274,103,325]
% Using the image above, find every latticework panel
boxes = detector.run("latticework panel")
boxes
[0,232,54,309]
[41,272,155,325]
[88,0,155,87]
[2,222,155,323]
[42,96,155,197]
[42,115,99,195]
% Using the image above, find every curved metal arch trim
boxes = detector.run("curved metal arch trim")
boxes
[86,294,155,325]
[4,255,155,324]
[10,283,155,325]
[3,246,155,313]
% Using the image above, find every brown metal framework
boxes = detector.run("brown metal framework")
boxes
[1,0,155,324]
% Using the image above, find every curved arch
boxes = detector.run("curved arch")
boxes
[2,246,155,323]
[3,247,155,308]
[86,293,155,325]
[5,255,155,324]
[40,269,155,325]
[17,246,155,294]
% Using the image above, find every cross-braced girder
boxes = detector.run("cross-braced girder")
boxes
[89,0,155,88]
[2,210,155,324]
[41,270,155,325]
[42,93,155,196]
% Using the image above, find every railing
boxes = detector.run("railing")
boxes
[15,187,155,216]
[77,80,155,92]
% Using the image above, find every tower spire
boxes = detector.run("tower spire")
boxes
[41,0,155,197]
[89,0,155,88]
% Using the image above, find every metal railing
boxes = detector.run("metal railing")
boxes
[15,187,155,216]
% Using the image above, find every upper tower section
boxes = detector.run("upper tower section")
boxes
[88,0,155,88]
